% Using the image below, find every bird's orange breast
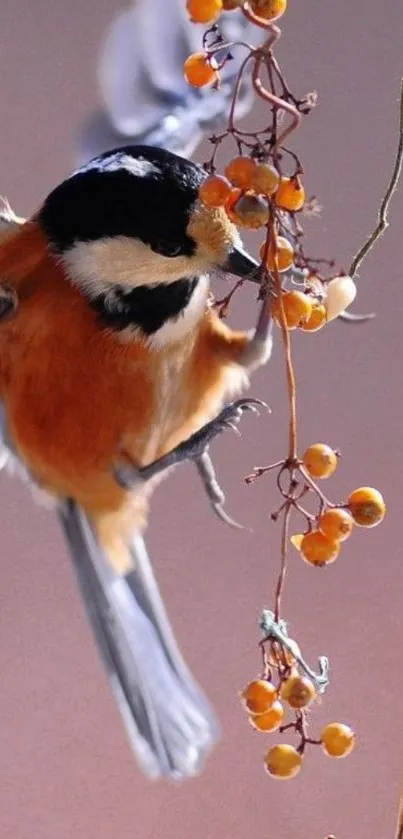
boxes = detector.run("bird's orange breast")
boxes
[0,223,249,512]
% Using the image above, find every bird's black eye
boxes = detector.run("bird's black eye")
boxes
[151,241,183,258]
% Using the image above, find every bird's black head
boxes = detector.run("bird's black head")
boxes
[38,146,258,340]
[40,145,206,260]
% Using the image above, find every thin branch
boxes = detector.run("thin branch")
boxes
[228,50,254,132]
[274,500,292,622]
[394,783,403,839]
[338,309,375,324]
[252,52,301,153]
[349,79,403,279]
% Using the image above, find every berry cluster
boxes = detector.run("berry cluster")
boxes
[241,676,355,779]
[182,0,397,789]
[243,445,384,776]
[184,1,358,328]
[286,445,385,567]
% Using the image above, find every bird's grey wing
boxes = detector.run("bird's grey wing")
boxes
[76,0,262,164]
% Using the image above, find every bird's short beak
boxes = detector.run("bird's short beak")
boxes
[220,245,260,282]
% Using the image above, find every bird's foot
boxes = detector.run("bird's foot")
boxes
[113,398,268,527]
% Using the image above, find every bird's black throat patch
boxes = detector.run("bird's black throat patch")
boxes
[88,276,199,335]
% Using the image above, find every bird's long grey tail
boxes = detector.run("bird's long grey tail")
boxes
[58,499,220,780]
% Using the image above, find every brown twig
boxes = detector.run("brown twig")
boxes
[270,243,298,461]
[252,52,302,153]
[349,78,403,279]
[274,498,292,621]
[395,781,403,839]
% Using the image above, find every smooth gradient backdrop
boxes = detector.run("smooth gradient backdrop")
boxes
[0,1,402,837]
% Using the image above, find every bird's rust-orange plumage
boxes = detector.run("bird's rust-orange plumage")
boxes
[0,221,250,569]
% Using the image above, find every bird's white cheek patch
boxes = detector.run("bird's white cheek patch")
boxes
[61,236,209,294]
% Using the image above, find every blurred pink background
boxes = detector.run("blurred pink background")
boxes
[0,1,402,837]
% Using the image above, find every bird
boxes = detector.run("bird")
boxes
[0,3,272,783]
[0,144,273,780]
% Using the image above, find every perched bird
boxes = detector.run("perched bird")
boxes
[0,0,271,783]
[0,145,273,780]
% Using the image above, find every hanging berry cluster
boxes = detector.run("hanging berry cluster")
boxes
[183,0,402,782]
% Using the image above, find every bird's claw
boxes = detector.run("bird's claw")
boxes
[212,502,244,529]
[195,398,268,450]
[112,398,269,527]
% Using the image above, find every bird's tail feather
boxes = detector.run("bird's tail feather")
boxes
[58,499,220,780]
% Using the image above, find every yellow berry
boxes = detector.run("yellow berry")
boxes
[199,175,232,208]
[186,0,223,23]
[225,156,256,189]
[347,487,386,528]
[249,0,287,22]
[259,236,294,272]
[280,674,316,709]
[321,723,356,758]
[272,291,313,329]
[302,443,338,479]
[264,744,302,779]
[325,275,357,321]
[230,192,269,228]
[183,53,218,88]
[290,533,304,550]
[251,163,280,195]
[300,531,340,567]
[276,176,305,211]
[249,700,284,732]
[299,302,327,332]
[242,679,277,714]
[319,508,354,542]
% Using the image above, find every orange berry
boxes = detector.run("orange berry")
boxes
[300,302,327,332]
[272,291,313,329]
[249,700,284,732]
[275,176,305,211]
[347,487,386,528]
[302,443,338,479]
[186,0,223,23]
[229,192,269,228]
[249,0,287,21]
[259,236,294,273]
[199,175,232,208]
[321,723,356,758]
[264,744,302,779]
[225,156,256,188]
[251,163,280,195]
[242,679,277,714]
[280,674,316,709]
[319,508,354,542]
[300,531,340,567]
[183,53,218,88]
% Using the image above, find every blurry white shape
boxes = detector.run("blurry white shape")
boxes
[77,0,263,164]
[73,152,160,177]
[325,275,357,321]
[0,445,9,471]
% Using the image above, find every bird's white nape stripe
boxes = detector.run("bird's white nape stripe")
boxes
[72,153,160,179]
